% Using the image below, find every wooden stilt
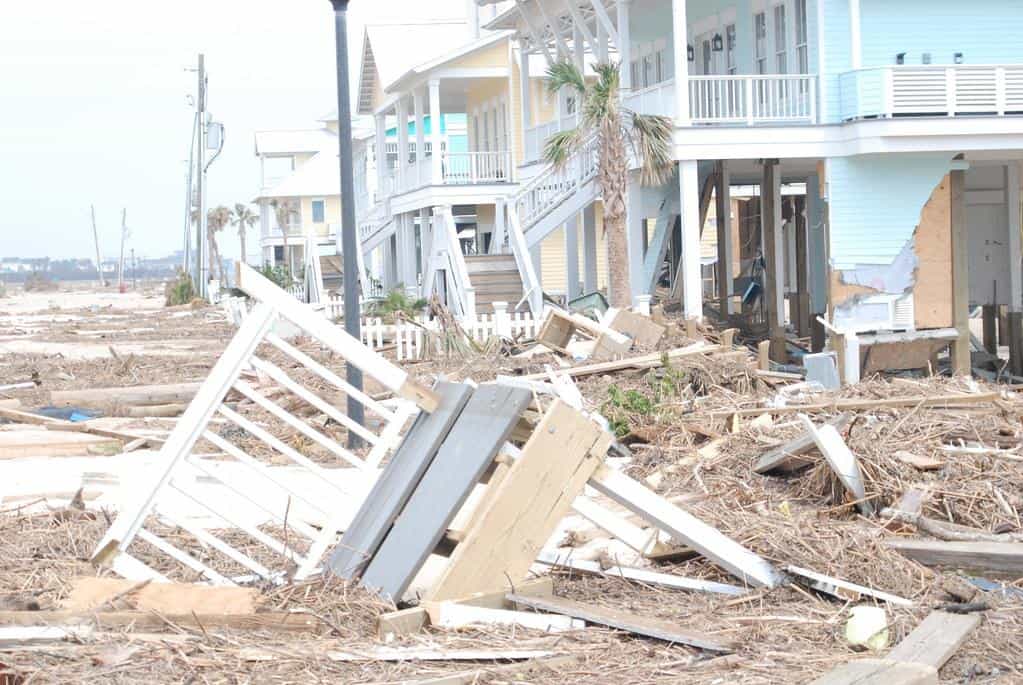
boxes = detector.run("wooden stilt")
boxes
[982,304,998,354]
[950,167,971,375]
[761,159,786,362]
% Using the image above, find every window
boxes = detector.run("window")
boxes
[311,199,325,224]
[643,52,655,86]
[630,60,640,87]
[726,24,737,75]
[795,0,808,74]
[754,12,767,74]
[702,39,712,75]
[774,4,787,73]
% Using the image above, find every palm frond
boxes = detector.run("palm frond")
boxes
[627,112,674,186]
[545,60,586,96]
[543,127,585,168]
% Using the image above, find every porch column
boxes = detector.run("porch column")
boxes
[396,96,409,190]
[413,87,426,185]
[1008,162,1023,375]
[519,47,532,129]
[671,0,691,124]
[715,160,733,316]
[617,0,632,92]
[761,159,786,361]
[419,207,431,288]
[626,173,645,302]
[596,16,608,62]
[582,203,598,292]
[849,0,862,69]
[374,112,386,198]
[806,171,829,352]
[429,80,443,183]
[950,165,970,374]
[678,160,702,321]
[565,216,581,300]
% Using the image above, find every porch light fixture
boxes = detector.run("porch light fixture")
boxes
[954,52,964,64]
[712,33,724,52]
[687,44,695,62]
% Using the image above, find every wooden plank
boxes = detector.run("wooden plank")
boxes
[361,384,532,602]
[49,382,203,409]
[420,602,579,632]
[785,565,912,607]
[886,539,1023,576]
[588,465,781,588]
[516,342,720,381]
[709,392,1000,418]
[426,401,611,602]
[377,607,429,640]
[62,577,258,614]
[324,647,559,662]
[886,611,982,668]
[329,382,473,580]
[507,593,734,652]
[754,413,852,474]
[0,610,320,632]
[0,406,62,425]
[798,415,873,515]
[608,309,666,348]
[442,577,553,611]
[0,429,121,458]
[535,551,747,596]
[809,659,938,685]
[0,626,92,646]
[371,654,578,685]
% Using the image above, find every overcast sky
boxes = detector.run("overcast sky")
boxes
[0,0,469,262]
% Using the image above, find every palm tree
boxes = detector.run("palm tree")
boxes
[231,203,258,266]
[270,199,294,276]
[543,61,673,307]
[206,205,232,285]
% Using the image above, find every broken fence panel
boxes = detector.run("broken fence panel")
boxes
[90,263,433,586]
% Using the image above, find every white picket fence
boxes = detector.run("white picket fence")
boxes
[361,302,540,361]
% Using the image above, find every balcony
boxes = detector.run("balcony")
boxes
[622,75,818,125]
[523,114,577,163]
[839,64,1023,121]
[387,151,514,195]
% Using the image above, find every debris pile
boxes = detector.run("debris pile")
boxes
[1,271,1022,683]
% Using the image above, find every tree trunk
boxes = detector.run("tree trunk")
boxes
[600,125,631,308]
[207,233,217,286]
[239,229,247,267]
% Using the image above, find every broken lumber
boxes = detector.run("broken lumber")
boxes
[0,429,121,459]
[508,593,734,652]
[323,647,560,662]
[711,392,1000,418]
[886,539,1023,576]
[537,308,632,361]
[754,413,852,474]
[62,577,259,614]
[809,659,938,685]
[785,565,912,606]
[798,414,873,515]
[374,655,578,685]
[420,602,580,632]
[607,308,666,348]
[49,382,204,409]
[517,342,721,381]
[0,626,92,647]
[378,607,429,640]
[0,610,320,632]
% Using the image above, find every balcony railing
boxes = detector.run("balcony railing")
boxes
[624,79,676,117]
[386,150,513,194]
[839,64,1023,121]
[688,74,817,124]
[523,114,577,163]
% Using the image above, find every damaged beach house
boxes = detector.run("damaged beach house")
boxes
[5,0,1023,683]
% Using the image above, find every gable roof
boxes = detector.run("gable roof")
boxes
[384,30,512,93]
[259,150,339,199]
[356,21,470,114]
[254,128,336,156]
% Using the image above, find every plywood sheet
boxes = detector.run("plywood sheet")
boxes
[62,577,258,614]
[913,175,953,329]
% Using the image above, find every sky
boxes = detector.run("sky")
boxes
[0,0,470,263]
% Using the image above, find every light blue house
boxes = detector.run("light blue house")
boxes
[486,0,1023,374]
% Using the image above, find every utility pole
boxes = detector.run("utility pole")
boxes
[329,0,364,443]
[90,205,105,287]
[195,54,207,298]
[117,208,126,291]
[131,248,136,288]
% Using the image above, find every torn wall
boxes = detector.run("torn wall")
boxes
[826,154,953,331]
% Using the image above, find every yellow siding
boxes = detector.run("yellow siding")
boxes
[538,205,610,295]
[465,78,511,131]
[299,195,341,238]
[447,38,508,69]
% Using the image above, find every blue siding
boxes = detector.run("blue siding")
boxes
[820,0,851,122]
[860,0,1023,68]
[827,153,951,270]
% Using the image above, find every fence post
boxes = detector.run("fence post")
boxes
[633,294,652,316]
[493,301,511,337]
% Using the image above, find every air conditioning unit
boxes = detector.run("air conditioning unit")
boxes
[832,293,915,334]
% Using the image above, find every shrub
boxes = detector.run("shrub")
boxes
[366,288,427,322]
[259,263,293,289]
[164,269,197,306]
[23,271,57,292]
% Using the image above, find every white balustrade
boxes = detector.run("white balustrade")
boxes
[839,64,1023,120]
[441,151,513,184]
[624,79,676,118]
[522,114,579,163]
[513,136,599,230]
[688,74,817,124]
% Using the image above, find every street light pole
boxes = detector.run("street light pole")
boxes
[329,0,365,442]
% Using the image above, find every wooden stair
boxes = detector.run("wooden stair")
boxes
[464,254,524,310]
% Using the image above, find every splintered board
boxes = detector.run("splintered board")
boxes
[329,382,474,580]
[426,400,612,602]
[0,429,121,458]
[360,384,533,602]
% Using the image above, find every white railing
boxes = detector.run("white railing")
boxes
[523,113,578,163]
[624,79,676,118]
[441,151,513,184]
[513,136,599,230]
[688,74,818,124]
[839,64,1023,121]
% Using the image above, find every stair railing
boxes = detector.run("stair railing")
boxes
[512,135,599,232]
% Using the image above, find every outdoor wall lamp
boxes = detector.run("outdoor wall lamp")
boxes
[712,33,724,51]
[687,44,695,61]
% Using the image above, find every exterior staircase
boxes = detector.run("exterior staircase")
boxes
[464,254,524,311]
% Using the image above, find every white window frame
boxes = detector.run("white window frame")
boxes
[725,24,737,75]
[754,12,768,74]
[773,3,787,74]
[794,0,808,74]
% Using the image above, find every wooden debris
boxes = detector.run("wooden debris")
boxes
[0,626,92,647]
[607,308,666,348]
[798,415,873,515]
[517,342,720,381]
[536,308,631,360]
[49,382,204,409]
[0,610,320,632]
[536,551,747,596]
[373,655,578,685]
[880,508,1023,543]
[711,392,1000,418]
[893,451,944,471]
[786,565,912,606]
[323,647,560,662]
[0,429,122,459]
[507,593,734,652]
[886,539,1023,576]
[420,602,580,632]
[62,577,259,614]
[378,607,429,640]
[809,659,938,685]
[754,414,852,474]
